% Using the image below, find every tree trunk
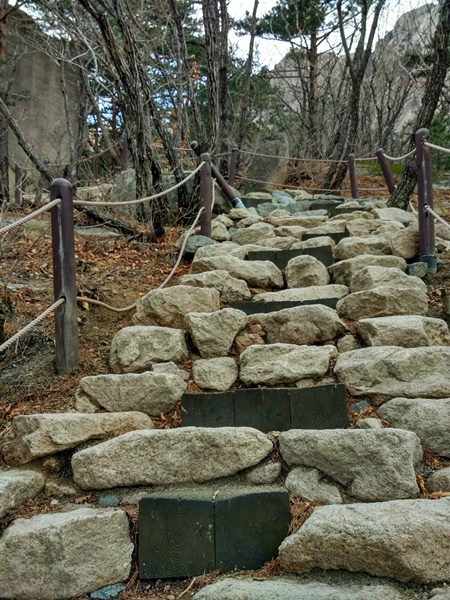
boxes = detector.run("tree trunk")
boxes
[389,0,450,209]
[0,0,9,204]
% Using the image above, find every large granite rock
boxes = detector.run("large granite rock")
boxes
[274,225,307,239]
[336,286,428,320]
[133,285,220,328]
[252,236,298,249]
[193,241,247,261]
[280,429,421,502]
[109,326,188,373]
[357,316,450,347]
[72,427,273,489]
[239,344,336,386]
[211,220,230,241]
[333,236,392,261]
[190,255,284,288]
[179,270,251,303]
[427,468,450,492]
[329,255,407,287]
[291,235,336,250]
[253,305,347,345]
[193,575,413,600]
[192,357,239,391]
[0,508,133,599]
[379,397,450,458]
[334,346,450,404]
[253,285,349,302]
[285,466,343,504]
[390,225,419,259]
[0,469,45,518]
[1,412,154,466]
[346,218,385,237]
[75,372,186,416]
[349,266,425,293]
[186,308,247,358]
[268,215,327,228]
[232,222,276,245]
[285,255,330,287]
[279,498,450,583]
[372,207,417,226]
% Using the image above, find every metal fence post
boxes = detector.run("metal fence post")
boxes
[228,143,238,187]
[415,128,437,273]
[376,148,395,194]
[200,153,212,238]
[50,178,79,374]
[348,154,358,198]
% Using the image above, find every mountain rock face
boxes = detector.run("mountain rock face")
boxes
[271,4,438,156]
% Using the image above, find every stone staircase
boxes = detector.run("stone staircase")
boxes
[2,192,450,599]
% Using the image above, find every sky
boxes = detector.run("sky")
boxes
[227,0,432,69]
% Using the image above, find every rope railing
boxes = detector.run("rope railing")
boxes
[424,141,450,156]
[72,162,204,207]
[0,199,61,236]
[239,149,346,164]
[0,298,65,353]
[424,205,450,232]
[381,149,415,161]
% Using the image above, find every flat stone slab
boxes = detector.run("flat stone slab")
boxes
[239,344,336,386]
[329,255,407,287]
[336,285,428,321]
[350,266,425,293]
[279,498,450,584]
[72,427,273,490]
[252,304,347,345]
[179,270,251,303]
[193,574,417,600]
[190,255,284,289]
[109,326,189,373]
[0,507,132,600]
[246,246,333,269]
[133,285,220,328]
[357,315,450,347]
[334,346,450,405]
[0,469,45,518]
[333,235,392,261]
[379,397,450,457]
[75,372,187,416]
[2,412,154,466]
[280,429,421,502]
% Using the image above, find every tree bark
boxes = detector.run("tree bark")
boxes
[389,0,450,209]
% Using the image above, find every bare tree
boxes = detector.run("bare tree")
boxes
[389,0,450,209]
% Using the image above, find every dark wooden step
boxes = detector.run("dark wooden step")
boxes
[139,488,290,578]
[246,245,333,269]
[182,383,349,432]
[230,297,339,314]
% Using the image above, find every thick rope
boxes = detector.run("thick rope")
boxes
[240,149,346,164]
[72,162,204,207]
[424,141,450,156]
[382,149,415,161]
[0,199,61,236]
[425,205,450,231]
[353,156,378,161]
[409,201,418,214]
[0,298,65,353]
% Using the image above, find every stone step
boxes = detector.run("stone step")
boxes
[181,384,349,431]
[303,230,349,244]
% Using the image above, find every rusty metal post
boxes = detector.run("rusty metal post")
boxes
[14,163,22,206]
[121,132,129,171]
[228,143,238,186]
[50,178,79,374]
[376,148,396,194]
[200,153,212,238]
[416,128,436,273]
[348,154,358,198]
[191,141,247,210]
